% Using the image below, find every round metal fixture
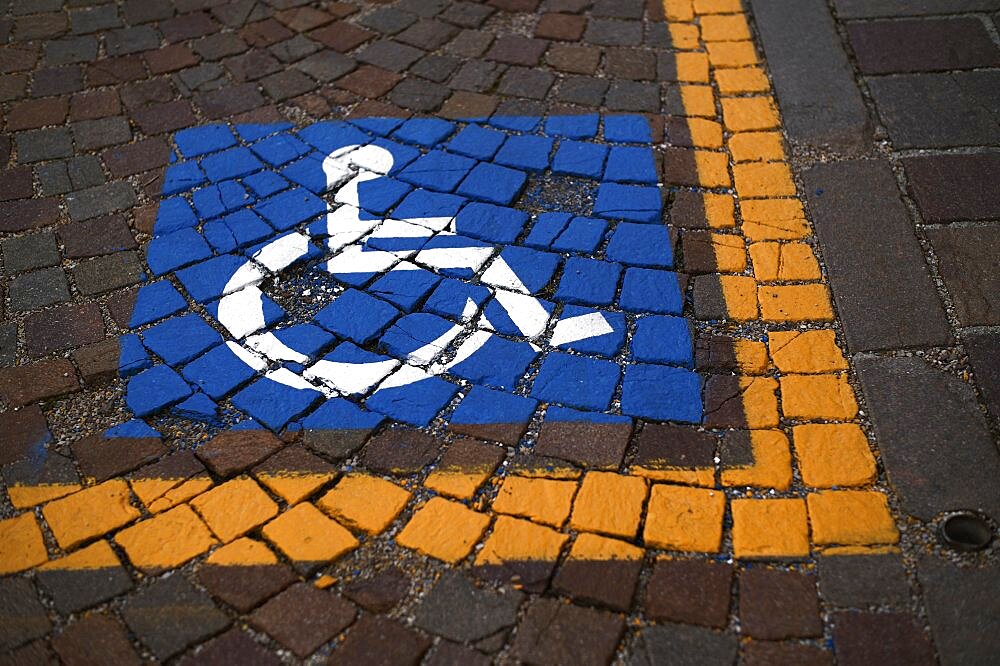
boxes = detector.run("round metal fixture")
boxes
[938,512,993,552]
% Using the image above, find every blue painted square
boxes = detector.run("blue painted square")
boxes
[243,170,289,198]
[280,154,330,194]
[349,116,404,136]
[545,114,600,139]
[423,279,491,321]
[490,114,541,132]
[552,306,626,357]
[237,122,293,142]
[254,187,327,230]
[555,257,621,306]
[365,371,458,426]
[146,228,213,276]
[203,209,274,252]
[530,352,621,411]
[456,162,527,205]
[594,183,662,223]
[552,140,608,178]
[392,189,466,221]
[448,333,538,391]
[446,124,506,160]
[251,132,311,166]
[297,121,371,154]
[174,124,236,158]
[416,234,493,279]
[379,312,455,361]
[192,180,253,220]
[605,222,674,268]
[301,396,384,430]
[354,177,413,215]
[369,265,442,310]
[397,150,475,192]
[154,197,198,235]
[604,115,653,143]
[231,375,322,431]
[126,365,192,417]
[269,324,334,359]
[181,342,257,400]
[489,246,561,294]
[550,216,608,253]
[175,254,253,303]
[172,392,220,425]
[619,267,684,315]
[142,313,223,366]
[162,161,206,195]
[494,135,554,172]
[604,146,658,184]
[118,333,152,377]
[451,386,537,425]
[631,315,693,366]
[201,147,265,182]
[454,202,528,244]
[130,281,188,327]
[524,212,572,249]
[313,288,400,344]
[620,364,702,423]
[392,118,456,147]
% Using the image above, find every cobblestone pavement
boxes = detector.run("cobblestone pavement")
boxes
[0,0,997,663]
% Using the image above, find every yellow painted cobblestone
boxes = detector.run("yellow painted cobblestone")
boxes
[7,482,80,509]
[262,502,358,564]
[643,484,726,552]
[191,477,279,543]
[318,473,411,534]
[715,66,770,94]
[706,41,759,67]
[781,374,859,420]
[570,472,648,539]
[731,498,810,559]
[699,13,750,41]
[808,491,899,546]
[720,275,759,320]
[750,242,822,282]
[721,97,780,132]
[491,476,577,528]
[42,480,140,550]
[759,284,835,322]
[475,515,568,565]
[396,497,490,564]
[768,329,848,374]
[0,513,48,574]
[680,85,717,117]
[741,199,810,240]
[206,537,278,566]
[728,131,785,162]
[794,424,877,487]
[115,504,217,571]
[734,162,797,198]
[40,540,120,570]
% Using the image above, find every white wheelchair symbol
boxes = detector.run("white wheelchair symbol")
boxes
[215,144,615,398]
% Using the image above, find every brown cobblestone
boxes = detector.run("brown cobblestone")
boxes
[0,358,79,406]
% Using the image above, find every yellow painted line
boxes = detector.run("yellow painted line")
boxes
[0,0,900,578]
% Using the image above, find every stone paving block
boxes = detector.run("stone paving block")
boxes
[52,613,142,665]
[0,579,51,651]
[645,558,732,628]
[343,566,410,612]
[178,628,282,666]
[833,0,1000,17]
[629,624,738,666]
[329,616,432,665]
[318,473,411,534]
[122,575,230,661]
[818,553,910,608]
[42,479,140,550]
[749,0,871,154]
[0,358,80,407]
[856,356,1000,521]
[570,471,647,539]
[804,160,952,351]
[512,598,625,666]
[474,515,567,591]
[0,513,47,575]
[848,17,1000,74]
[927,226,1000,326]
[918,556,1000,666]
[414,571,523,644]
[9,267,70,311]
[742,642,833,666]
[250,583,356,658]
[643,484,725,552]
[833,611,934,666]
[740,568,822,640]
[398,497,490,563]
[868,74,1000,149]
[966,331,1000,425]
[903,152,1000,222]
[731,498,810,559]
